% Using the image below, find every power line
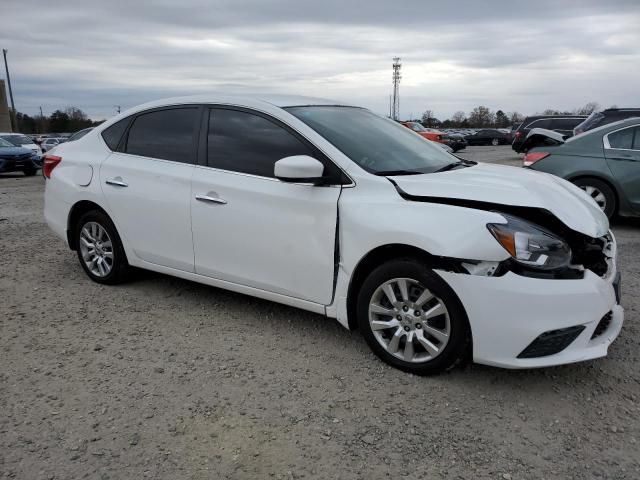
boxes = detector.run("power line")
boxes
[391,57,401,121]
[2,49,17,131]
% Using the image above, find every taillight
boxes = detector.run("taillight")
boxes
[43,154,62,178]
[523,152,550,167]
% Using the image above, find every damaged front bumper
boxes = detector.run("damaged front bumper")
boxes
[435,241,623,369]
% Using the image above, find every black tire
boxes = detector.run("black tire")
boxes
[75,210,131,285]
[572,177,616,219]
[356,258,470,375]
[23,168,37,176]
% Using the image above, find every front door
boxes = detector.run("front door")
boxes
[191,107,342,304]
[604,125,640,212]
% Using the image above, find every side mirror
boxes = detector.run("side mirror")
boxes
[274,155,326,184]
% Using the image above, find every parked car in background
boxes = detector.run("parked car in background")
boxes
[0,137,42,175]
[44,94,622,375]
[524,117,640,219]
[0,132,43,156]
[41,137,66,152]
[464,129,510,146]
[67,127,94,142]
[574,108,640,136]
[443,133,467,152]
[512,116,586,153]
[400,122,445,143]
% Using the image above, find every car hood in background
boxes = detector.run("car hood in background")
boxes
[0,146,34,157]
[390,162,608,238]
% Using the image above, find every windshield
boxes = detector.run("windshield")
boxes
[0,135,32,146]
[286,106,456,174]
[0,138,15,147]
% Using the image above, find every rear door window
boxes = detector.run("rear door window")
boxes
[525,119,551,130]
[125,108,198,163]
[551,118,583,130]
[607,127,635,150]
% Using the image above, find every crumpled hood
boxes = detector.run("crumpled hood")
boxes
[390,163,609,238]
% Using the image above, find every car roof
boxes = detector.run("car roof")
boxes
[128,93,349,111]
[522,115,587,121]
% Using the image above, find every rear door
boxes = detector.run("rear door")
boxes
[100,106,200,271]
[191,107,343,304]
[604,125,640,212]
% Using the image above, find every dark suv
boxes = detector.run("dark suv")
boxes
[512,115,586,153]
[573,108,640,136]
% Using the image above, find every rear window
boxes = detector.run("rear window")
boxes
[0,135,32,146]
[101,118,130,151]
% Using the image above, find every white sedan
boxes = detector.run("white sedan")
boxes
[43,95,623,374]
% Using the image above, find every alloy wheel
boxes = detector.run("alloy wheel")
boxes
[580,185,607,211]
[79,221,114,277]
[368,278,451,363]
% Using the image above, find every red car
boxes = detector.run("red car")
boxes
[401,122,446,143]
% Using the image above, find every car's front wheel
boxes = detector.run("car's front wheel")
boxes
[573,177,616,219]
[356,259,470,375]
[75,210,131,284]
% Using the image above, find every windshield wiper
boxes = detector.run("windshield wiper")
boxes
[374,169,423,176]
[434,161,466,173]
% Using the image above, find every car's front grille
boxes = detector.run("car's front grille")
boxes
[591,311,613,339]
[517,325,586,358]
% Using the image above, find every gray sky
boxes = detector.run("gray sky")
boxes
[2,0,639,121]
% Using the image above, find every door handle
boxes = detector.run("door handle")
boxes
[195,194,227,205]
[105,177,128,187]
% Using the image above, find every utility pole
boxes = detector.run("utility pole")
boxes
[391,57,401,121]
[114,105,121,114]
[2,49,17,132]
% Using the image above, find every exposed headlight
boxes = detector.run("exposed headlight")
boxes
[487,214,571,270]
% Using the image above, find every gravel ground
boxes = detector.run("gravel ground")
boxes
[2,147,639,480]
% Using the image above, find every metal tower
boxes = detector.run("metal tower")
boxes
[391,57,401,120]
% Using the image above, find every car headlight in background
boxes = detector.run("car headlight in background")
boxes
[487,214,571,270]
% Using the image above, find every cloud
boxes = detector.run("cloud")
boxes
[2,0,639,121]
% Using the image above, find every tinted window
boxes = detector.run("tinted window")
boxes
[207,109,315,178]
[125,108,197,163]
[101,118,130,151]
[608,127,636,149]
[551,118,583,130]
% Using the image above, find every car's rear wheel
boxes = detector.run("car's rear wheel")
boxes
[23,168,37,176]
[356,259,470,375]
[75,210,130,284]
[573,177,616,219]
[491,138,500,146]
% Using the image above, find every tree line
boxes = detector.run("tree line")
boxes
[13,107,104,134]
[416,102,603,129]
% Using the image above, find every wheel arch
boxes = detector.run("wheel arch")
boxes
[66,200,111,250]
[345,243,463,331]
